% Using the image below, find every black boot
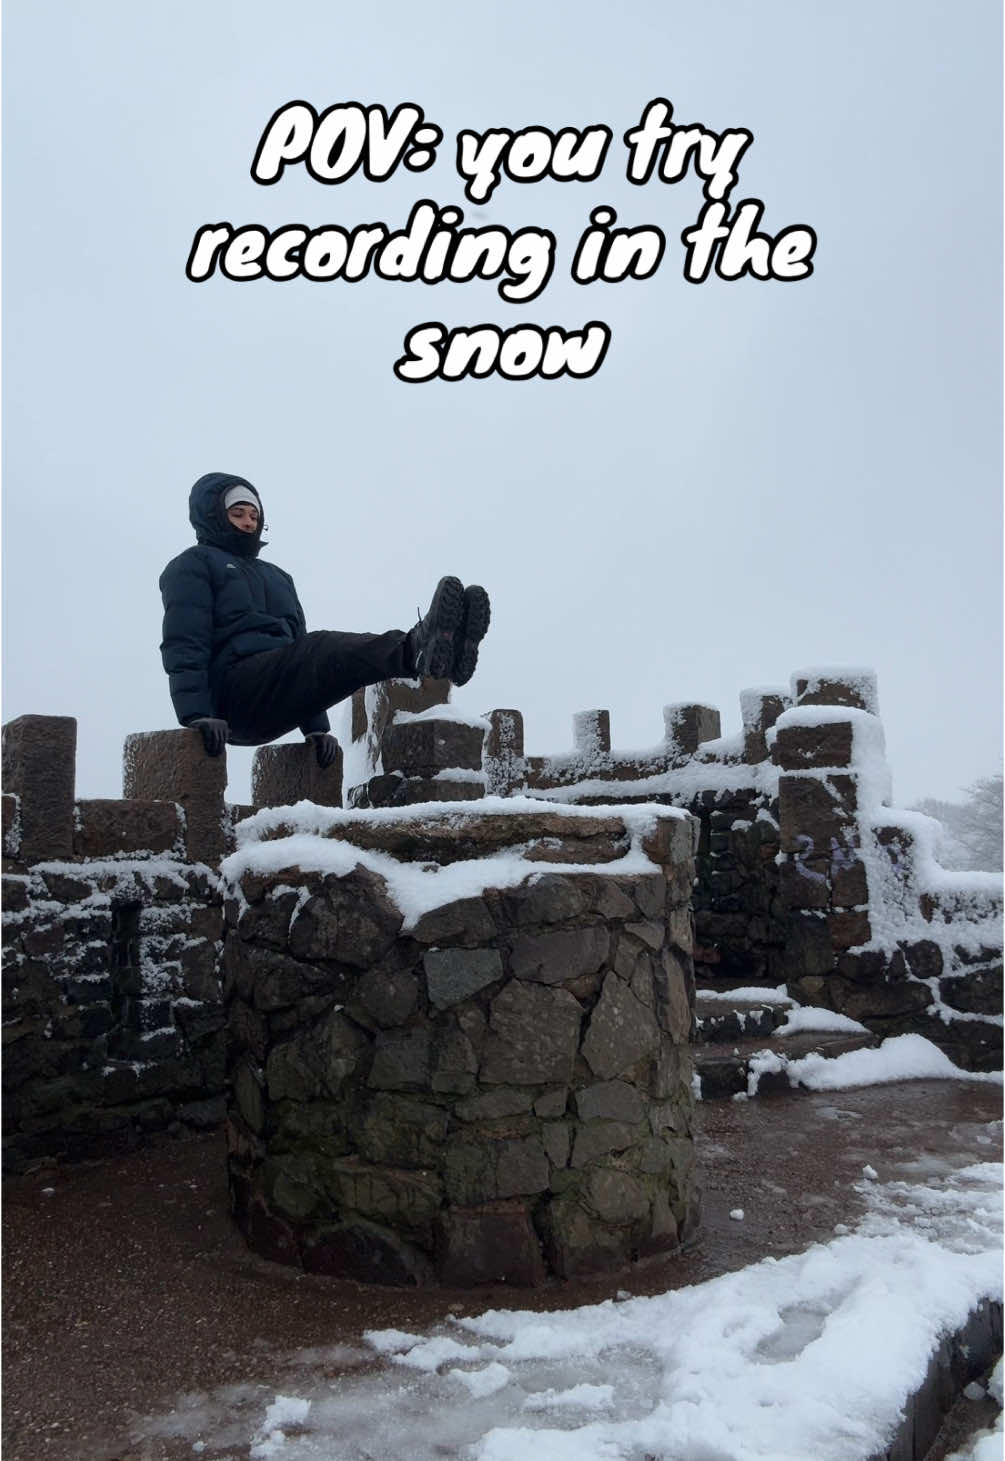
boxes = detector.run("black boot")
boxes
[451,585,491,686]
[406,576,465,679]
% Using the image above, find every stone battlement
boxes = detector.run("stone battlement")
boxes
[2,666,1001,1185]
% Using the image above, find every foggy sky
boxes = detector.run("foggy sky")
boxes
[3,0,1001,810]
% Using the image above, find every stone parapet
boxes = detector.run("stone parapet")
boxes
[123,729,228,865]
[664,703,722,759]
[222,802,698,1286]
[739,688,789,764]
[74,798,184,860]
[791,666,879,714]
[251,742,343,810]
[2,715,77,864]
[483,709,525,797]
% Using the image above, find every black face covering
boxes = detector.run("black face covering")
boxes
[188,472,266,558]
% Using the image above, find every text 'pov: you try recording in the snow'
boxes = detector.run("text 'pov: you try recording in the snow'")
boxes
[186,99,818,380]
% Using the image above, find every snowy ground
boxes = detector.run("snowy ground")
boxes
[129,1105,1002,1460]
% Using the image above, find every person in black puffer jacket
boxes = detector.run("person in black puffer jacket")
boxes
[159,472,490,762]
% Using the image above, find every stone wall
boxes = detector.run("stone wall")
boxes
[222,803,698,1285]
[3,858,225,1168]
[772,695,1003,1070]
[2,718,343,1170]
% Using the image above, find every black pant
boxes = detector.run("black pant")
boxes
[214,629,412,744]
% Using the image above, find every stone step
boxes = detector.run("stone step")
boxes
[694,993,791,1045]
[694,981,795,1046]
[694,1028,880,1101]
[694,977,792,1000]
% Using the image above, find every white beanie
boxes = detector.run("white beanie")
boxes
[223,483,261,512]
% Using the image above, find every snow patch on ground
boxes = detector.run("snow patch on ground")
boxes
[128,1153,1002,1461]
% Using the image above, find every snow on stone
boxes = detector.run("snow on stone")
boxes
[330,697,372,789]
[775,1007,869,1036]
[789,665,879,716]
[739,686,789,727]
[223,796,689,929]
[772,702,892,808]
[748,1033,1003,1096]
[693,730,746,762]
[524,757,775,804]
[698,984,793,1005]
[393,703,491,729]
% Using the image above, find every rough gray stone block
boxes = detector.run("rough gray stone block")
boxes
[496,1135,550,1198]
[368,1029,432,1091]
[582,972,661,1079]
[430,1027,478,1094]
[509,926,609,985]
[575,1080,646,1124]
[424,948,504,1009]
[584,1166,650,1224]
[542,1122,571,1168]
[571,1120,640,1167]
[455,1087,534,1123]
[410,897,496,947]
[481,982,582,1085]
[353,969,419,1028]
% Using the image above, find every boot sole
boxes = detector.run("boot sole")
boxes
[452,585,491,686]
[419,575,465,679]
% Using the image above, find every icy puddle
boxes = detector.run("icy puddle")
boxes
[131,1149,1003,1461]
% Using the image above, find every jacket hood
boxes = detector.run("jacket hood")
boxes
[189,472,265,557]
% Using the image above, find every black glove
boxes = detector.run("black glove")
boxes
[306,732,339,769]
[189,717,229,757]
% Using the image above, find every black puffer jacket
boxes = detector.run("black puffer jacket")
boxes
[159,473,329,734]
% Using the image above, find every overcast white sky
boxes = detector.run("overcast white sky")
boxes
[3,0,1001,808]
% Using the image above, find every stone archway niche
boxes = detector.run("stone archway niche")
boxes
[223,802,699,1286]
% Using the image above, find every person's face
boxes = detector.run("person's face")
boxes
[227,502,260,534]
